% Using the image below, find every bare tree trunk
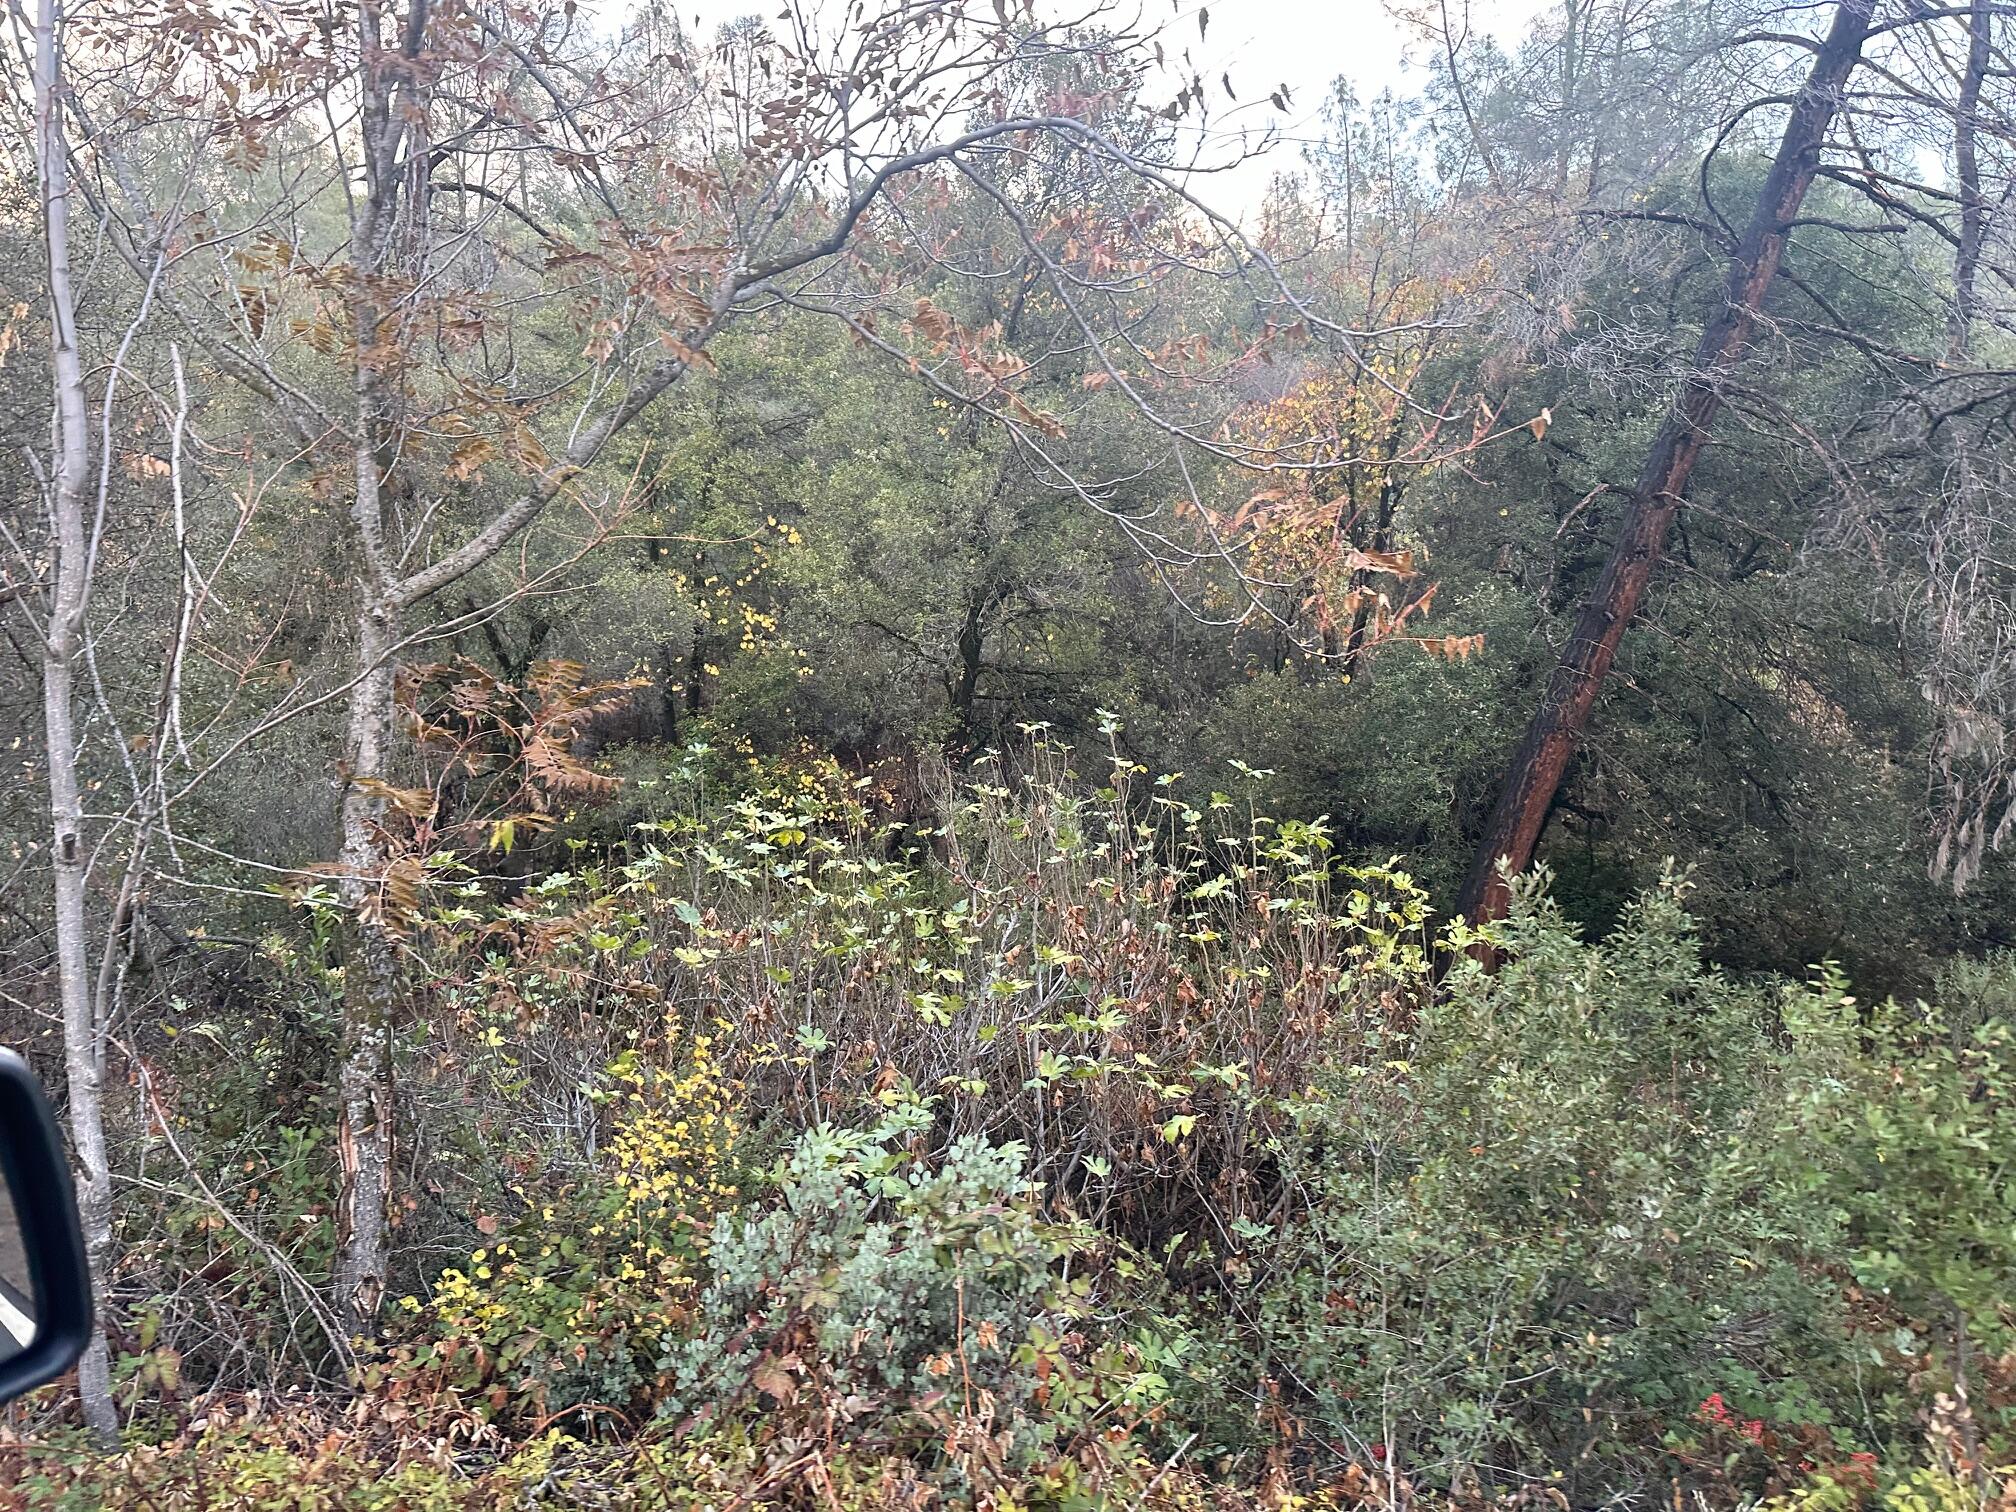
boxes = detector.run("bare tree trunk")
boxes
[327,0,420,1340]
[41,601,119,1443]
[33,0,119,1437]
[1947,0,1992,362]
[1341,445,1408,679]
[1556,0,1581,193]
[331,591,398,1337]
[1457,0,1877,927]
[951,592,987,751]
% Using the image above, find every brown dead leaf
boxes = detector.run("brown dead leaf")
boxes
[751,1363,797,1404]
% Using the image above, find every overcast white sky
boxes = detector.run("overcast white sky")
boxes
[672,0,1553,209]
[1144,0,1552,207]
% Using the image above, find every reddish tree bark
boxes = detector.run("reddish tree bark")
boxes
[1457,0,1878,927]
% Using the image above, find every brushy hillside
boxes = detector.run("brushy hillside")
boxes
[8,742,2012,1509]
[11,0,2016,1501]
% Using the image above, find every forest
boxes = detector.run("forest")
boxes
[2,0,2015,1504]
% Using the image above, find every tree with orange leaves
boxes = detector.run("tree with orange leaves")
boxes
[1207,221,1512,680]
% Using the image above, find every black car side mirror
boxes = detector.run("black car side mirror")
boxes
[0,1049,92,1405]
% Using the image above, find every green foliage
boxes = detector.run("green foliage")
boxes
[382,1026,742,1423]
[1777,972,2016,1423]
[18,0,2016,1501]
[6,1413,1314,1510]
[1167,861,2016,1505]
[33,751,2016,1508]
[1235,873,1971,1499]
[1767,1458,2016,1512]
[666,1123,1083,1416]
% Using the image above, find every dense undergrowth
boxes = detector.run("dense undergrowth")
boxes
[4,739,2013,1509]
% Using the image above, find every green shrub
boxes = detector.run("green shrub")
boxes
[1776,972,2016,1464]
[69,749,2016,1508]
[1240,874,1848,1497]
[662,1117,1117,1436]
[382,1024,744,1423]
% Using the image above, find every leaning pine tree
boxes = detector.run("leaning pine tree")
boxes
[1459,0,1878,927]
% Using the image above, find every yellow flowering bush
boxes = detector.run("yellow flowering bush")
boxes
[383,1021,745,1423]
[605,1026,741,1227]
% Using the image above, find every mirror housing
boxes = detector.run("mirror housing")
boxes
[0,1049,92,1406]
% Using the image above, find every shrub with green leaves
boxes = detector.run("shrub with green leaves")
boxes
[1776,971,2016,1463]
[64,743,2016,1508]
[1238,875,1851,1498]
[662,1116,1092,1424]
[383,1025,744,1423]
[644,1108,1205,1495]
